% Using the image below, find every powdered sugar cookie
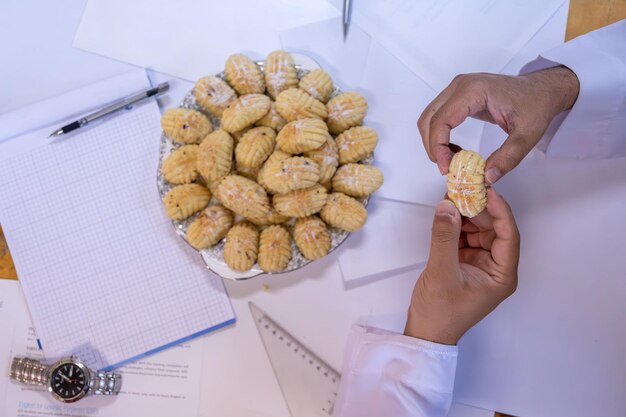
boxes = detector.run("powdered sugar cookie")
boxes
[265,50,299,99]
[258,225,292,273]
[326,92,368,135]
[276,118,330,154]
[186,205,234,250]
[320,192,367,232]
[235,127,276,170]
[161,108,213,144]
[332,164,384,197]
[194,75,237,117]
[447,150,487,218]
[225,54,265,95]
[215,174,270,219]
[336,126,378,164]
[223,222,259,272]
[273,184,328,218]
[162,145,199,184]
[197,129,234,182]
[163,184,211,220]
[221,94,271,133]
[275,88,327,122]
[259,156,320,194]
[299,68,334,103]
[293,216,331,260]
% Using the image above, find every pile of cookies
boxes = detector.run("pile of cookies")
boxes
[159,51,383,274]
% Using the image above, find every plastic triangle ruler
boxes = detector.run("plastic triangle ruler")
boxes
[249,302,341,417]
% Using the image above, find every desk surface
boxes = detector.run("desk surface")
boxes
[1,1,625,417]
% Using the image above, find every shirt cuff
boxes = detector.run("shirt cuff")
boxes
[334,325,458,417]
[519,23,626,159]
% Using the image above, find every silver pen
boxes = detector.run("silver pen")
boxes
[343,0,352,40]
[48,82,170,138]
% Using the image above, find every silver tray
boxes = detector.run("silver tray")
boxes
[157,53,370,280]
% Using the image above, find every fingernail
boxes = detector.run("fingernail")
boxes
[436,200,457,216]
[438,164,446,175]
[486,167,502,185]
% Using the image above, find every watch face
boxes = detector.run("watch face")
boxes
[50,363,87,401]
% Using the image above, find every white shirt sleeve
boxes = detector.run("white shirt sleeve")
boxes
[333,325,458,417]
[520,19,626,159]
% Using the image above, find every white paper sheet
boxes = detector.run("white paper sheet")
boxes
[73,0,339,81]
[338,0,566,91]
[337,198,433,282]
[279,17,372,90]
[0,280,205,417]
[0,0,131,115]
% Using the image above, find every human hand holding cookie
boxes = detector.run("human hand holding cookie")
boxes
[418,66,579,184]
[404,189,520,345]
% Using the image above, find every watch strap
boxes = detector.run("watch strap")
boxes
[9,357,48,386]
[89,370,122,395]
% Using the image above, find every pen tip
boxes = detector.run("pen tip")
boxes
[48,129,62,139]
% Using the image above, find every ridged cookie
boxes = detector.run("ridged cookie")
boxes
[304,136,339,184]
[163,184,211,220]
[276,118,330,154]
[223,222,259,272]
[215,175,270,219]
[235,127,276,169]
[246,205,290,226]
[447,150,487,218]
[197,129,234,182]
[299,68,334,104]
[336,126,378,164]
[293,216,331,260]
[186,205,234,250]
[326,92,368,135]
[221,94,271,133]
[161,108,213,144]
[275,88,327,122]
[255,101,287,132]
[258,225,292,273]
[194,75,237,117]
[259,156,320,194]
[225,54,265,95]
[162,145,199,184]
[257,149,291,191]
[332,164,384,197]
[320,192,367,232]
[273,184,328,218]
[264,50,299,99]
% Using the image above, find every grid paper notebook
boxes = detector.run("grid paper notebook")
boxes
[0,80,235,370]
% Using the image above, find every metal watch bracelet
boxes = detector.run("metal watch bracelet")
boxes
[9,357,48,386]
[89,370,122,395]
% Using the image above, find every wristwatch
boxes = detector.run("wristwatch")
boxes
[9,355,121,403]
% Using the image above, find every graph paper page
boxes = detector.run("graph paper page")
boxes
[0,80,235,370]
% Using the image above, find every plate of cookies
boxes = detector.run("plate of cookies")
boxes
[157,51,383,280]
